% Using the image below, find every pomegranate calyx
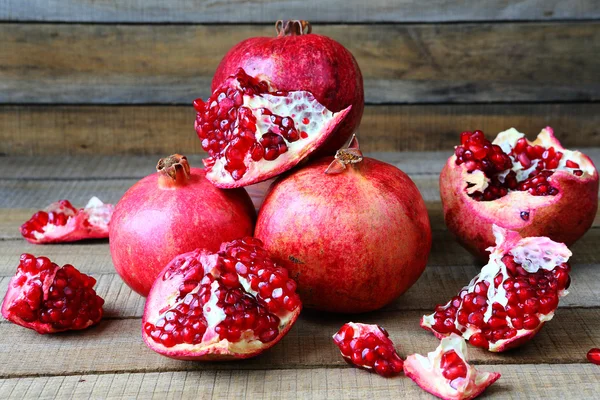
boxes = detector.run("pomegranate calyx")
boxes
[275,20,312,36]
[157,154,191,188]
[325,135,363,175]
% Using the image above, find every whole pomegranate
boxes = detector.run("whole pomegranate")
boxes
[441,127,598,259]
[109,154,256,296]
[212,20,363,157]
[142,237,302,360]
[421,226,572,352]
[254,136,431,313]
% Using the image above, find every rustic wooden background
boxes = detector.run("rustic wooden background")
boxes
[1,0,599,156]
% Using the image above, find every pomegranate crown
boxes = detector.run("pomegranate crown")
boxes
[156,154,191,187]
[275,20,312,36]
[325,135,363,175]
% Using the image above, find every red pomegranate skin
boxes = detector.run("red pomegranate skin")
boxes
[110,164,256,296]
[255,157,431,313]
[212,23,364,155]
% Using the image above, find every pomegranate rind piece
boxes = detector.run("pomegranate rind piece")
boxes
[21,197,114,244]
[404,335,500,400]
[441,127,598,259]
[332,322,404,377]
[421,226,571,352]
[142,241,302,360]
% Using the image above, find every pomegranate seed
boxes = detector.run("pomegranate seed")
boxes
[587,348,600,365]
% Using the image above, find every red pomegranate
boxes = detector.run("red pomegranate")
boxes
[404,334,501,400]
[195,68,350,188]
[254,136,431,313]
[2,254,104,334]
[109,155,256,296]
[142,237,302,360]
[213,20,363,156]
[441,127,598,259]
[421,226,571,352]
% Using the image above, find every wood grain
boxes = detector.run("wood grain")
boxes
[1,23,599,104]
[3,104,600,155]
[3,0,599,23]
[0,364,598,399]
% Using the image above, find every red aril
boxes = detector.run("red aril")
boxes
[142,237,301,360]
[441,127,598,259]
[333,322,404,377]
[20,197,113,244]
[421,226,571,352]
[1,254,104,334]
[213,20,363,156]
[404,334,501,400]
[194,68,351,188]
[109,154,256,296]
[588,348,600,365]
[255,136,431,313]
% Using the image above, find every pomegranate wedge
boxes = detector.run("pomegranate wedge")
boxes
[194,68,351,188]
[421,225,571,352]
[20,197,113,244]
[404,334,500,400]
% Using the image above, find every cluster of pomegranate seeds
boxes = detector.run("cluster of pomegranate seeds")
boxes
[2,254,104,333]
[455,130,582,201]
[427,254,570,349]
[440,349,467,381]
[20,200,77,240]
[145,237,301,348]
[333,323,404,377]
[195,68,306,181]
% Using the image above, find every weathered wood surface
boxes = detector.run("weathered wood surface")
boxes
[3,104,600,155]
[2,23,599,104]
[2,0,599,23]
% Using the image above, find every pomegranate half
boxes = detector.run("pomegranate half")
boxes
[255,136,431,313]
[421,225,571,352]
[213,20,363,156]
[441,127,598,259]
[109,155,256,296]
[142,237,302,360]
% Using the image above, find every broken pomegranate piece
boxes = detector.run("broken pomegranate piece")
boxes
[142,237,302,360]
[333,322,404,377]
[404,334,500,400]
[422,225,571,352]
[194,68,351,188]
[20,197,113,244]
[1,254,104,334]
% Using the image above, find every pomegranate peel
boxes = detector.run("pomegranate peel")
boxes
[421,225,571,352]
[195,68,351,188]
[1,254,104,334]
[20,197,113,244]
[142,237,301,360]
[404,334,500,400]
[332,322,404,377]
[441,127,598,259]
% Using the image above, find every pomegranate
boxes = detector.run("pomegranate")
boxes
[109,154,256,296]
[421,225,571,352]
[1,254,104,334]
[213,20,363,157]
[142,237,301,360]
[20,197,113,244]
[194,68,351,188]
[255,136,431,313]
[404,334,501,400]
[441,127,598,259]
[332,322,404,377]
[587,348,600,365]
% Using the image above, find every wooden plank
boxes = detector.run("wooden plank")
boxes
[0,364,598,399]
[1,23,599,104]
[3,104,600,155]
[0,308,597,377]
[3,0,599,23]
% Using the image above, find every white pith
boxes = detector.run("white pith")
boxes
[463,127,595,195]
[422,225,571,348]
[205,81,348,186]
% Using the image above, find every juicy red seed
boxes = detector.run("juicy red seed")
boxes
[587,348,600,365]
[440,350,467,380]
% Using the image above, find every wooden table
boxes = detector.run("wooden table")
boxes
[1,152,599,399]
